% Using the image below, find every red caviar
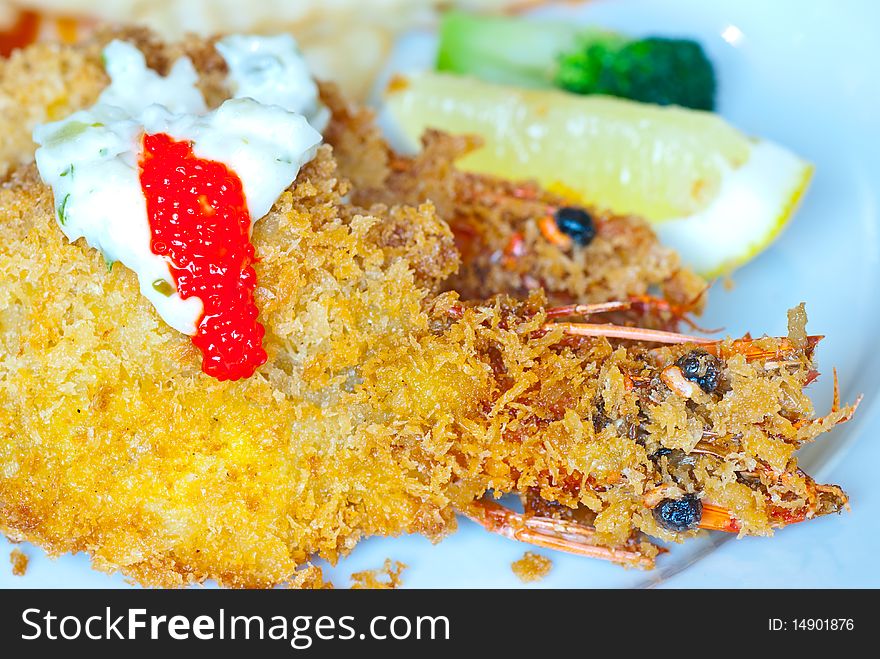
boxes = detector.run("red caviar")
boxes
[139,132,267,380]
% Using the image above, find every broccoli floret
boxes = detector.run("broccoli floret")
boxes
[436,12,717,111]
[555,36,716,111]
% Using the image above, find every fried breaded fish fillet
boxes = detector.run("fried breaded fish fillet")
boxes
[0,32,852,587]
[0,149,466,586]
[0,151,852,585]
[0,27,233,180]
[0,27,704,315]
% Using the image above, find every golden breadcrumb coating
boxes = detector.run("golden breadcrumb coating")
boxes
[346,128,706,315]
[0,39,104,179]
[350,559,406,589]
[0,150,463,587]
[320,82,390,191]
[0,26,236,179]
[511,551,551,583]
[10,0,549,100]
[0,26,700,317]
[0,32,852,587]
[0,150,850,583]
[10,547,29,576]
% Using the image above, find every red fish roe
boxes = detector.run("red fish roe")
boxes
[139,132,267,380]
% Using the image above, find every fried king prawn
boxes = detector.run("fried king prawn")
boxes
[342,123,708,327]
[0,148,854,584]
[0,30,856,586]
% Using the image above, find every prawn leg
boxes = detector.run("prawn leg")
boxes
[464,498,660,569]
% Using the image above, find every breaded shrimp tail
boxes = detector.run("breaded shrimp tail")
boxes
[338,121,707,320]
[0,31,852,586]
[0,28,702,322]
[1,147,851,584]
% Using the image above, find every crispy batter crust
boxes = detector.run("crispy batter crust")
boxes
[0,157,847,583]
[9,547,28,576]
[0,26,234,180]
[0,150,464,587]
[511,551,551,583]
[350,559,406,589]
[0,32,850,587]
[342,127,706,315]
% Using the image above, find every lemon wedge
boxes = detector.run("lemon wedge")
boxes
[381,72,812,276]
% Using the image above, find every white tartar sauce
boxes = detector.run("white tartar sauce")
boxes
[216,34,330,132]
[33,37,324,336]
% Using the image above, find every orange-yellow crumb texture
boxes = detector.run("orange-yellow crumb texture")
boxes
[350,559,407,589]
[511,552,552,583]
[10,547,28,576]
[0,29,851,588]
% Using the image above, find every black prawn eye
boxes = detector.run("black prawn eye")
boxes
[653,494,702,531]
[675,350,722,394]
[554,206,596,247]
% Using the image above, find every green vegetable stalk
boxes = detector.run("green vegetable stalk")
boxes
[436,11,717,111]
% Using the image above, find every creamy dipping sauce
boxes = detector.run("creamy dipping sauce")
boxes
[216,34,330,131]
[33,37,323,344]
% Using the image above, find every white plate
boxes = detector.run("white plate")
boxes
[3,0,879,588]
